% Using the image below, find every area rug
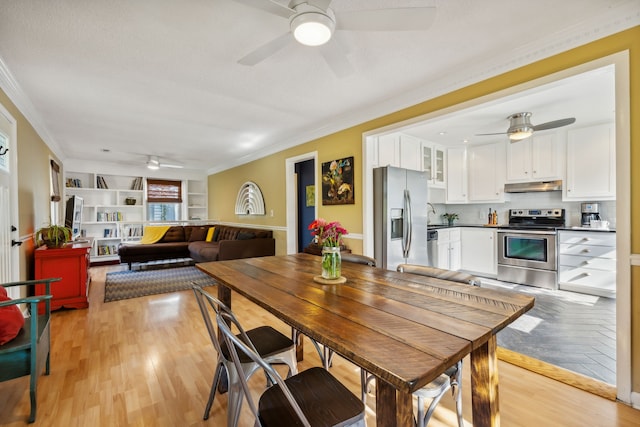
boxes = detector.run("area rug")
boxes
[104,266,216,302]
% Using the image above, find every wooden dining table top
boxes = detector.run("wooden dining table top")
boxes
[197,253,534,426]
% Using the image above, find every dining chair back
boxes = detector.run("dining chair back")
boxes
[191,284,297,426]
[217,305,366,427]
[396,263,481,286]
[300,252,378,369]
[395,263,470,427]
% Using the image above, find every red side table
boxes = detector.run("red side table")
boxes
[35,239,92,313]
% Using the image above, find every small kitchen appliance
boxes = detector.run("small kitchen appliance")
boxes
[581,202,601,227]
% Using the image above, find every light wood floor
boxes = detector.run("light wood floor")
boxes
[1,265,639,426]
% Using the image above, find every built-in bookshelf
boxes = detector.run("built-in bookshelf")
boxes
[65,172,145,262]
[65,171,208,263]
[186,179,207,220]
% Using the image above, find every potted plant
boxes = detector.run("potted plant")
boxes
[36,224,72,248]
[442,213,459,227]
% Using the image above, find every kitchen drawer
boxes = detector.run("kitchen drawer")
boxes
[558,243,616,259]
[558,231,616,246]
[558,254,616,271]
[437,227,460,242]
[558,266,616,297]
[558,265,616,287]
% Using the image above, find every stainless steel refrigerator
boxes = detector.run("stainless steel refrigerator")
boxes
[373,166,429,270]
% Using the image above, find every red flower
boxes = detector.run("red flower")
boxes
[309,218,348,247]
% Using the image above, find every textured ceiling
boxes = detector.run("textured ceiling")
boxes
[0,0,638,172]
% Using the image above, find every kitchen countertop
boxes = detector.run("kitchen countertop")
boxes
[427,224,616,232]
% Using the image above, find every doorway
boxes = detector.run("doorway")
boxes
[295,159,315,252]
[0,103,19,290]
[285,152,318,254]
[361,52,630,402]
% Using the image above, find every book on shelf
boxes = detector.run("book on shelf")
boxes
[97,211,123,222]
[131,177,143,190]
[97,244,119,256]
[96,175,109,189]
[66,178,83,188]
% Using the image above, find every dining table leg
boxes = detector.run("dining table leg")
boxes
[470,334,500,427]
[375,378,413,426]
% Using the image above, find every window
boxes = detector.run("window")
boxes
[146,179,183,221]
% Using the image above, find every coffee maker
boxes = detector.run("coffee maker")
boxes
[581,202,601,226]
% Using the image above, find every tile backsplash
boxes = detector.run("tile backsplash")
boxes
[429,191,615,228]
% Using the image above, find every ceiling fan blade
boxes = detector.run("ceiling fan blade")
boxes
[319,40,354,78]
[532,117,576,131]
[238,33,292,66]
[232,0,294,19]
[476,132,508,136]
[159,163,184,169]
[336,7,436,31]
[306,0,333,12]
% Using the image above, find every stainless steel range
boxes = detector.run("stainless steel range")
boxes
[497,208,565,290]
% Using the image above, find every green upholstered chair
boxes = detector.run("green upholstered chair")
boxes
[0,278,60,423]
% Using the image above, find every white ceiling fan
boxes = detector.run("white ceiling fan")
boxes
[145,155,183,170]
[477,112,576,142]
[233,0,436,77]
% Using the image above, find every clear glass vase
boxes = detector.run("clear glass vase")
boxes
[321,246,342,280]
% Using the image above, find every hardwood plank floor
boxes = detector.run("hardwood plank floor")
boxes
[1,265,638,426]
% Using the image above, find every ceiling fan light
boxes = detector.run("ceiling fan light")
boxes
[509,127,534,141]
[291,12,334,46]
[147,162,159,170]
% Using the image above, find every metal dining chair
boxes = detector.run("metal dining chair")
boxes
[294,253,378,369]
[393,263,477,427]
[216,295,366,427]
[191,284,298,426]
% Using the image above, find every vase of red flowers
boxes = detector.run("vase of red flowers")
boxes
[309,218,348,280]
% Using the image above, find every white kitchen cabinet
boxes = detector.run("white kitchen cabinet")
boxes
[446,147,467,203]
[460,227,497,276]
[399,134,423,171]
[467,142,505,203]
[436,228,461,271]
[506,133,562,182]
[564,123,615,201]
[558,230,616,298]
[422,142,446,188]
[373,134,424,171]
[374,134,400,168]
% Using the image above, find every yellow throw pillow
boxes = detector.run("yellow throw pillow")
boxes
[205,227,216,242]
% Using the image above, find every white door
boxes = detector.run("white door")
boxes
[0,106,19,289]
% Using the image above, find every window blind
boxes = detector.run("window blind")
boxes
[147,179,182,203]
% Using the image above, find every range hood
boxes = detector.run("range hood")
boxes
[504,180,562,193]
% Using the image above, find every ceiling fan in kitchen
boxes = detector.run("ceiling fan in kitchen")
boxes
[477,112,576,142]
[232,0,436,77]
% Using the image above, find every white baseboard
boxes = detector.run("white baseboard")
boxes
[630,391,640,409]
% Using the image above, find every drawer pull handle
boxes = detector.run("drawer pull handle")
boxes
[581,249,591,253]
[583,260,591,265]
[584,272,592,277]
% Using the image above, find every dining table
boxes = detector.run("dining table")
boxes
[197,253,534,427]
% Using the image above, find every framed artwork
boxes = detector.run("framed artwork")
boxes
[305,185,315,207]
[321,156,354,205]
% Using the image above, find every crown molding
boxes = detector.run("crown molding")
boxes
[0,55,65,161]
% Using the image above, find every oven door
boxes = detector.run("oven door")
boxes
[497,229,557,271]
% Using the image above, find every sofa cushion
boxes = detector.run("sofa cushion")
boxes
[237,231,255,240]
[159,226,185,243]
[188,241,220,262]
[188,226,209,242]
[0,286,25,345]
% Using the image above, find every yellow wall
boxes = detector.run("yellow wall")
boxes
[209,26,640,392]
[0,89,61,280]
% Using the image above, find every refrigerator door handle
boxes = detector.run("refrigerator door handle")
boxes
[403,189,412,259]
